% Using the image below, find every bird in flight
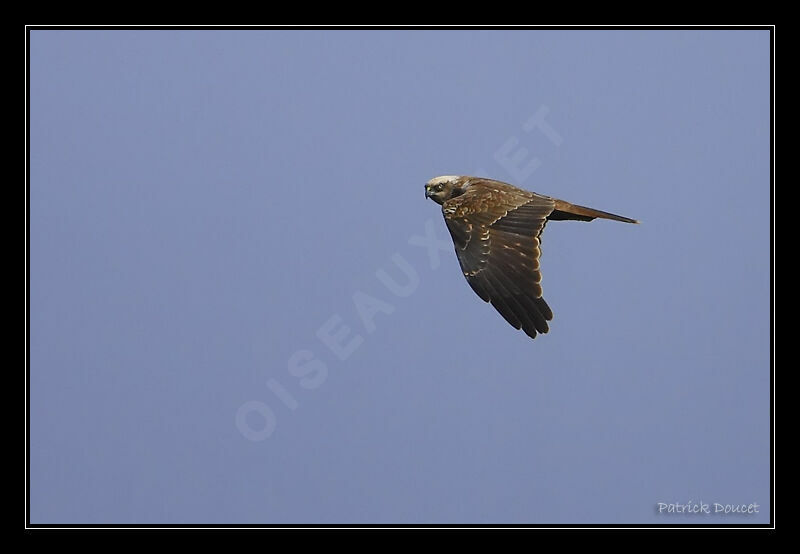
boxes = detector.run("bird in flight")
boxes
[425,176,638,339]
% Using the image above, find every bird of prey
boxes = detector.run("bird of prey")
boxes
[425,175,638,339]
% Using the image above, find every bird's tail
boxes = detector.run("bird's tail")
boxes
[550,200,639,224]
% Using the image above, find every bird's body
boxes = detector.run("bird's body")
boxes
[425,176,638,339]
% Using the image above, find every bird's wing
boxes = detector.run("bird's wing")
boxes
[442,181,556,339]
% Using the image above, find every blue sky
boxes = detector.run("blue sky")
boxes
[29,29,771,524]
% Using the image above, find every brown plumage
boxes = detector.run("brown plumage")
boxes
[425,176,638,339]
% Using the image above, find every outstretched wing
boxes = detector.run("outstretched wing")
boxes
[443,180,555,339]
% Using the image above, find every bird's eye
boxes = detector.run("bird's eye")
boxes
[435,184,444,191]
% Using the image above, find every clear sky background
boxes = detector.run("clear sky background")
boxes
[29,30,771,524]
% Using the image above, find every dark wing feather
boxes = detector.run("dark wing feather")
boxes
[443,179,556,339]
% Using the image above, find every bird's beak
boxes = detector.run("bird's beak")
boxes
[425,186,431,199]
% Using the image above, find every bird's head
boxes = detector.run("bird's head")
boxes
[425,175,464,205]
